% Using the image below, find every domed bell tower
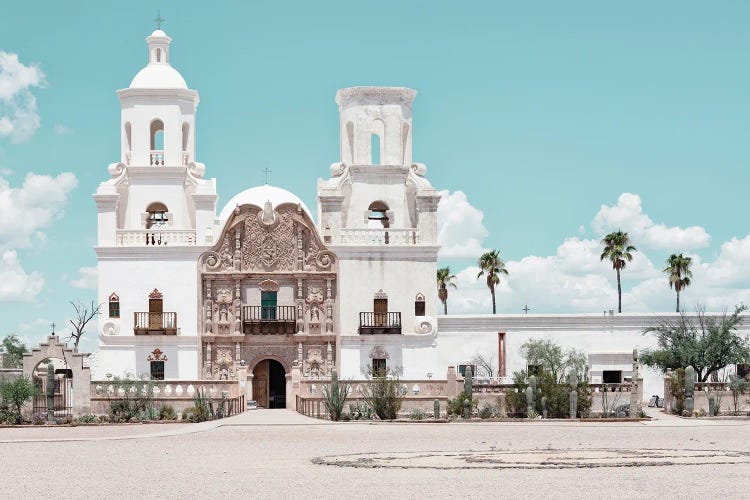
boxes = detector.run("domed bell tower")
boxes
[318,87,442,379]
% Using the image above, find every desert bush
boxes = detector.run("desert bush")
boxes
[159,404,177,421]
[359,366,405,420]
[76,414,98,424]
[665,369,686,415]
[505,371,529,418]
[348,402,373,420]
[729,375,748,415]
[186,388,215,422]
[447,391,476,418]
[107,375,157,423]
[409,408,426,420]
[0,376,38,424]
[478,403,495,419]
[322,370,350,421]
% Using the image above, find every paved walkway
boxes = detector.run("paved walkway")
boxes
[0,409,326,443]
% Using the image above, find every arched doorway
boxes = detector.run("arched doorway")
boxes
[252,359,286,409]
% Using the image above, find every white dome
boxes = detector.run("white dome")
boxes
[129,64,188,89]
[219,185,312,222]
[150,29,168,37]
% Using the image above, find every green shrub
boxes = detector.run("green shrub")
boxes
[360,366,405,420]
[447,391,476,418]
[409,408,426,420]
[322,370,350,421]
[348,402,373,420]
[186,388,215,422]
[159,404,177,421]
[0,376,38,424]
[478,403,495,419]
[665,369,686,415]
[76,414,98,424]
[106,376,157,423]
[504,371,529,418]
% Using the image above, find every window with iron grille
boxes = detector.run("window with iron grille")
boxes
[150,361,165,381]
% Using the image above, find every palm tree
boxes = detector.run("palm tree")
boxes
[436,267,457,315]
[477,250,509,314]
[600,231,636,313]
[664,253,693,313]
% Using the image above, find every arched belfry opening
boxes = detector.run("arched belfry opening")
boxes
[371,133,381,165]
[145,202,168,229]
[150,119,165,165]
[368,201,389,228]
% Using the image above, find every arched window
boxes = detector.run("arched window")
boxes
[371,133,381,165]
[414,293,425,316]
[146,202,168,229]
[108,293,120,318]
[181,122,189,151]
[368,201,389,229]
[156,48,162,63]
[124,122,132,151]
[150,119,164,165]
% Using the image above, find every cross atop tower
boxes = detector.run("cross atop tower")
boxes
[153,10,165,30]
[263,168,272,185]
[522,305,530,314]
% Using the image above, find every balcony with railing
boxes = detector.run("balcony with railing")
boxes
[134,312,177,335]
[150,150,165,166]
[339,228,419,245]
[359,312,402,335]
[243,306,296,335]
[116,229,196,246]
[146,150,190,166]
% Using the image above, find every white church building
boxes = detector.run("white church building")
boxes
[90,29,745,405]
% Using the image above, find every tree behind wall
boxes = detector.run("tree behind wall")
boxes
[520,338,587,384]
[640,305,750,382]
[67,301,101,352]
[1,334,27,369]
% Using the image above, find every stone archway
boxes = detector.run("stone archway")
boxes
[22,336,91,417]
[251,358,287,409]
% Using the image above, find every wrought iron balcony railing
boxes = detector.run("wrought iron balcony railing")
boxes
[134,312,177,335]
[359,312,402,335]
[243,306,296,335]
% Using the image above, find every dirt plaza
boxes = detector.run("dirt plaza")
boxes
[1,409,748,499]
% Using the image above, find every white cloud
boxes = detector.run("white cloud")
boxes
[0,51,45,143]
[0,171,78,250]
[437,190,488,258]
[70,266,97,289]
[445,193,748,315]
[0,250,43,302]
[592,193,710,250]
[53,124,73,135]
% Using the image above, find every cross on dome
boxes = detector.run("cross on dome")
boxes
[153,10,165,30]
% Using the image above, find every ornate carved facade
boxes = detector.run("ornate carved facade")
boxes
[199,201,337,382]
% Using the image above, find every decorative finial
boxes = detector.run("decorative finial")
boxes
[154,10,165,30]
[263,167,272,185]
[50,322,56,335]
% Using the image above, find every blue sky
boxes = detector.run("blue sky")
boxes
[1,1,749,351]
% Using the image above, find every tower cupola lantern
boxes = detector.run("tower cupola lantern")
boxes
[117,29,199,168]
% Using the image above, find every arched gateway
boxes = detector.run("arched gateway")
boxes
[198,186,338,405]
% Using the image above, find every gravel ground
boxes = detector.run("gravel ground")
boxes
[1,409,748,499]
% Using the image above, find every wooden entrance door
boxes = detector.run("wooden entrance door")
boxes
[374,298,388,326]
[252,360,269,407]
